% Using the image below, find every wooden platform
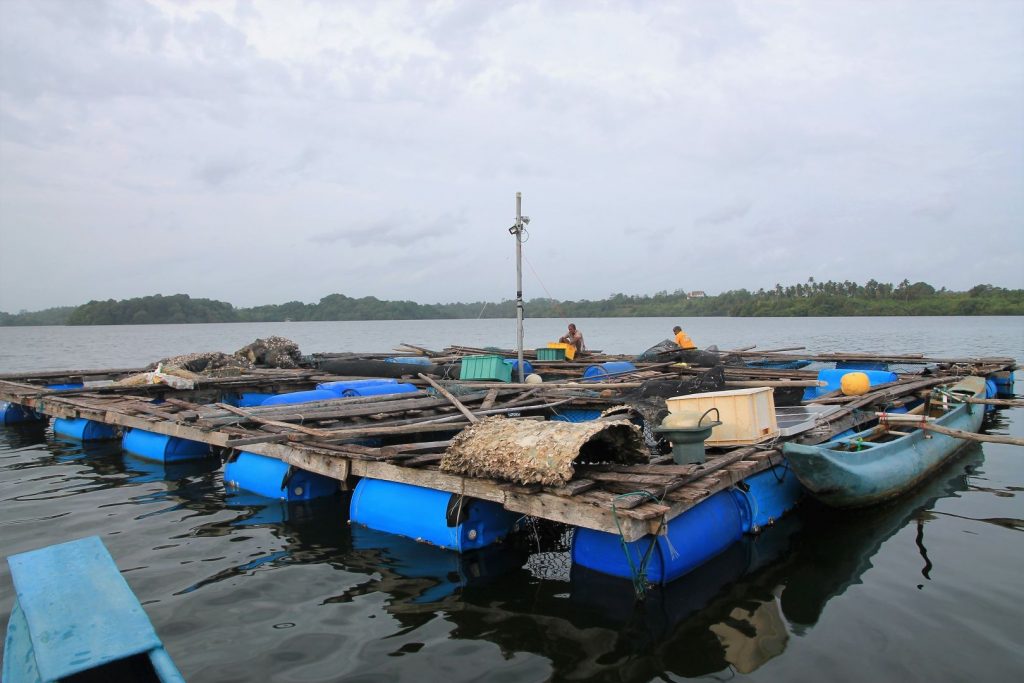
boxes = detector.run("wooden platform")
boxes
[0,374,782,541]
[1,349,1016,542]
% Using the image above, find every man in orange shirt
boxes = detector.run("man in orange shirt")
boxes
[673,325,696,350]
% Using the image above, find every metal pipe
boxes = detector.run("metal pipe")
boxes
[515,192,525,382]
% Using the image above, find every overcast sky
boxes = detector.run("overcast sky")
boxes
[1,0,1022,312]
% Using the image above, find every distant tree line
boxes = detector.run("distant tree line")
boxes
[0,306,77,326]
[1,280,1021,326]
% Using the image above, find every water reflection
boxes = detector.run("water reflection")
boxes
[0,404,1009,681]
[122,453,220,485]
[334,445,989,680]
[340,525,530,606]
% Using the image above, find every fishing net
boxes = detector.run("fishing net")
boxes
[619,366,727,451]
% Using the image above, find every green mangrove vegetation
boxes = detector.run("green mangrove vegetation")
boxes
[1,280,1021,326]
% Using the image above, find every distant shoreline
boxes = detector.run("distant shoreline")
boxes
[2,282,1021,326]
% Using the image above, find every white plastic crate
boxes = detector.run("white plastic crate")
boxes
[665,387,779,446]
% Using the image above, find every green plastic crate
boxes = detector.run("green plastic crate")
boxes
[536,348,566,361]
[460,355,513,382]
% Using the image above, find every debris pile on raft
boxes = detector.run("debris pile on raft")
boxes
[139,337,304,377]
[115,365,203,387]
[147,351,253,374]
[234,336,303,369]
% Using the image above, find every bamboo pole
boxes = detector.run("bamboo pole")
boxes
[873,413,1024,446]
[963,397,1024,407]
[418,373,479,423]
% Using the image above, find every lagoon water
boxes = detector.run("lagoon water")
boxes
[1,317,1022,681]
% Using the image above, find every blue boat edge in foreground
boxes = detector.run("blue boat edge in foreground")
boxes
[783,375,988,508]
[3,536,185,683]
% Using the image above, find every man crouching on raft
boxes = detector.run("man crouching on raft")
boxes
[560,323,586,355]
[672,324,730,366]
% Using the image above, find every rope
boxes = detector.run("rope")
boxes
[765,449,790,483]
[611,490,669,600]
[522,251,572,326]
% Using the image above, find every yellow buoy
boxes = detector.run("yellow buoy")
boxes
[840,371,871,396]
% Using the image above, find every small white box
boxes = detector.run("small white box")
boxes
[665,387,779,446]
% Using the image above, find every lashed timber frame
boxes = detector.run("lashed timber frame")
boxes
[1,350,1016,542]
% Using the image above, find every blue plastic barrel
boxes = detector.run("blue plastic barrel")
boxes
[985,379,998,413]
[730,465,804,533]
[224,451,338,501]
[220,392,277,407]
[350,478,518,552]
[46,383,85,392]
[992,373,1015,398]
[342,383,419,398]
[572,490,744,584]
[317,378,397,394]
[261,389,341,406]
[804,369,898,400]
[53,418,117,441]
[582,361,637,381]
[0,401,45,425]
[504,359,534,376]
[122,428,209,463]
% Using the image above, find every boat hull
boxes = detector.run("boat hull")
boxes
[783,376,986,508]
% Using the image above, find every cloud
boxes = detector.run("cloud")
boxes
[1,0,1022,312]
[695,200,753,227]
[309,213,465,247]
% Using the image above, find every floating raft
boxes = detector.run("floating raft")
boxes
[0,348,1017,543]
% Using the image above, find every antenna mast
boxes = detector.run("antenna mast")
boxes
[511,192,527,382]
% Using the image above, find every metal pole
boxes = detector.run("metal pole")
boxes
[515,192,525,382]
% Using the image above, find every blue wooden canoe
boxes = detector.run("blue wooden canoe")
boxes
[782,376,987,508]
[3,536,184,683]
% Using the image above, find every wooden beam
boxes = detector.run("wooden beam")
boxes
[418,373,479,423]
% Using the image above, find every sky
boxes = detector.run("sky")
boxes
[1,0,1022,313]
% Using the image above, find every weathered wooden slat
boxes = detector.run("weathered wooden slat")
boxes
[544,479,598,496]
[215,403,335,438]
[418,373,479,423]
[479,389,500,411]
[579,471,679,486]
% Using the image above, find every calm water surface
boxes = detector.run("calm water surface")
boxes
[1,317,1022,681]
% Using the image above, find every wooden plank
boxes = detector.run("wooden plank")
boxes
[244,442,351,482]
[418,373,479,423]
[399,454,444,467]
[544,479,598,496]
[322,421,472,439]
[385,440,452,453]
[479,389,500,411]
[580,471,678,486]
[224,433,292,446]
[215,403,335,438]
